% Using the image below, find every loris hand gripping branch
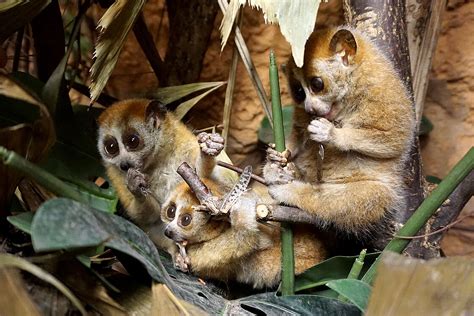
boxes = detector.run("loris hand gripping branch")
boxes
[263,27,415,249]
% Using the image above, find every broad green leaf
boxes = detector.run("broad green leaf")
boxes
[0,0,51,43]
[295,252,379,292]
[7,211,34,234]
[174,82,226,120]
[258,105,293,144]
[0,253,86,315]
[89,0,146,103]
[0,74,55,211]
[233,292,360,315]
[326,279,372,312]
[150,81,226,105]
[30,198,230,312]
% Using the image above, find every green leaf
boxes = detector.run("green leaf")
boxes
[233,292,360,315]
[418,115,433,136]
[31,198,172,281]
[326,279,371,312]
[295,252,379,292]
[150,81,226,105]
[0,0,51,43]
[174,82,226,120]
[0,253,86,315]
[258,105,294,144]
[7,211,34,234]
[89,0,146,102]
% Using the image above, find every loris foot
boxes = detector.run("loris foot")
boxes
[126,168,148,197]
[197,132,224,156]
[263,144,297,185]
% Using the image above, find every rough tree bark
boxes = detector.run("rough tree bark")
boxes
[343,0,425,223]
[162,0,220,87]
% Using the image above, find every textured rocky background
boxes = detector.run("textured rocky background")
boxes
[107,0,473,256]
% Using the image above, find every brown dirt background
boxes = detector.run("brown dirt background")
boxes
[107,0,473,256]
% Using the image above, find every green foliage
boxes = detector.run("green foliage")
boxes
[326,279,371,312]
[295,252,379,291]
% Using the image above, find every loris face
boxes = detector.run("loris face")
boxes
[161,182,226,245]
[286,28,358,121]
[97,99,166,172]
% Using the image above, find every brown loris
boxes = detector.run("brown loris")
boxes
[161,176,327,289]
[97,99,225,253]
[263,27,415,250]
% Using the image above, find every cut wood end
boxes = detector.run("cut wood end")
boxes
[256,204,269,219]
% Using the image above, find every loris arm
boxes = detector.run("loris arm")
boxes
[188,197,272,271]
[308,118,413,159]
[267,179,396,236]
[195,132,224,178]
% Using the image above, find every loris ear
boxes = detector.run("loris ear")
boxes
[145,100,167,129]
[329,29,357,66]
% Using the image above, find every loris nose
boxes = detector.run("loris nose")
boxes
[120,162,130,171]
[164,227,174,239]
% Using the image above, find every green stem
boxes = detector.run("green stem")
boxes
[0,146,87,203]
[339,249,366,301]
[348,249,366,280]
[362,147,474,284]
[270,50,295,295]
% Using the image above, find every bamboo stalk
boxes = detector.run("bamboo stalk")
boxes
[269,50,295,295]
[362,147,474,284]
[0,146,86,203]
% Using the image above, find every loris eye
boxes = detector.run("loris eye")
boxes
[166,204,176,219]
[124,133,140,150]
[104,137,119,157]
[291,83,306,103]
[180,214,192,227]
[310,77,324,93]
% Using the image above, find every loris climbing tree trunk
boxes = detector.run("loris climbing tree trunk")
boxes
[342,0,473,258]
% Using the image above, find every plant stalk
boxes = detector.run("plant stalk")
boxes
[0,146,86,204]
[270,50,295,295]
[362,147,474,284]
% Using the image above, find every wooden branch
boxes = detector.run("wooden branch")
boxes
[133,13,165,84]
[407,0,447,123]
[405,170,474,259]
[216,161,267,185]
[256,204,318,225]
[176,162,212,203]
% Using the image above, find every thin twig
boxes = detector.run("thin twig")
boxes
[217,160,267,185]
[12,27,24,72]
[395,213,474,240]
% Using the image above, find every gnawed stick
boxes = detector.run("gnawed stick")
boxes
[217,160,267,185]
[256,204,318,225]
[176,162,211,201]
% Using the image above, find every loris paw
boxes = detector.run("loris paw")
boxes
[308,118,334,143]
[263,161,297,185]
[197,132,224,156]
[126,168,148,197]
[266,143,291,167]
[173,252,190,273]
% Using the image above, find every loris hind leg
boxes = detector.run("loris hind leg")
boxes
[268,180,397,237]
